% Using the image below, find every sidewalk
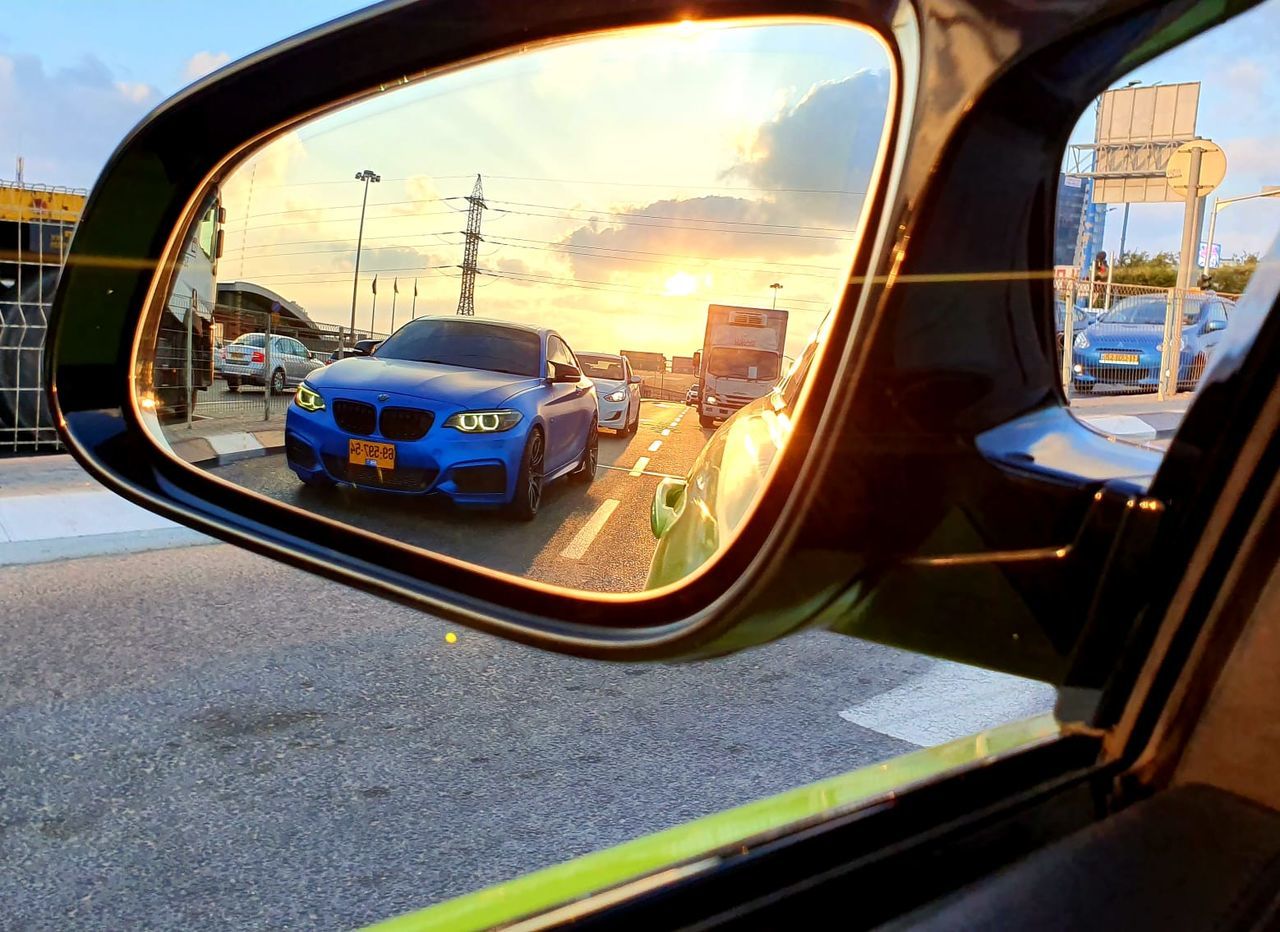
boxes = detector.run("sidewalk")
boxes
[0,455,213,567]
[1068,392,1189,443]
[161,402,287,467]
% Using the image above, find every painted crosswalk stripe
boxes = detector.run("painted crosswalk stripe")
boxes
[648,440,662,452]
[629,456,650,477]
[559,499,621,560]
[837,661,1057,747]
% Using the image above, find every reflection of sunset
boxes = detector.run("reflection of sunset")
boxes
[216,22,891,363]
[663,271,699,296]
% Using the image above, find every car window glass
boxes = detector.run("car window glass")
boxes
[1058,2,1280,452]
[578,354,626,380]
[378,319,542,377]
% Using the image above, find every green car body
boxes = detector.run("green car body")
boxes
[647,341,815,589]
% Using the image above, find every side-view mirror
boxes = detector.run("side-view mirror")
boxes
[48,0,1208,694]
[1205,319,1227,333]
[552,364,582,383]
[630,375,643,385]
[651,477,687,539]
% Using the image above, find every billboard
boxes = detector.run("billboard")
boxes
[621,350,666,372]
[1091,82,1200,203]
[671,355,696,374]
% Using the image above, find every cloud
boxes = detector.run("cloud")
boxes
[0,52,157,187]
[558,71,890,282]
[183,51,231,83]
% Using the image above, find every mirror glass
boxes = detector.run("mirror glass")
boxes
[137,19,893,594]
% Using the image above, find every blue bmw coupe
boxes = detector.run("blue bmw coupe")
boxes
[285,317,598,519]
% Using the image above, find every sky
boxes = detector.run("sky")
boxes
[1,1,1277,356]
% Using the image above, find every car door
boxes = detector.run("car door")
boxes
[543,335,587,472]
[624,355,641,422]
[1202,300,1229,358]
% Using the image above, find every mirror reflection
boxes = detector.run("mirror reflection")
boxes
[139,20,892,593]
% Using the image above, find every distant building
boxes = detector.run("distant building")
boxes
[1055,174,1107,276]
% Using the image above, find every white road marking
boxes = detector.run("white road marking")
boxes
[647,440,662,452]
[559,499,621,560]
[837,661,1057,747]
[599,464,683,480]
[629,457,650,477]
[661,429,671,437]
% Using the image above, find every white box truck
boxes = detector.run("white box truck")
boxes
[698,304,788,428]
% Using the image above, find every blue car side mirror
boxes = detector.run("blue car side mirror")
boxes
[1205,319,1227,333]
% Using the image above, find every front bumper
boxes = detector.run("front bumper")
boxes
[285,400,527,505]
[1071,349,1196,388]
[597,397,629,428]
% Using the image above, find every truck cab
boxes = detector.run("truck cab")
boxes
[698,305,788,428]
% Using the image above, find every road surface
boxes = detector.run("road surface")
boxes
[0,542,1055,930]
[210,400,710,592]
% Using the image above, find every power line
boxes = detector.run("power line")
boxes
[485,234,841,271]
[477,174,867,196]
[477,266,832,308]
[488,206,855,240]
[486,198,858,233]
[483,236,842,279]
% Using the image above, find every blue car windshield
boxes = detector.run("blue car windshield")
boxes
[377,320,542,377]
[1102,297,1201,326]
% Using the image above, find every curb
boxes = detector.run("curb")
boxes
[170,429,286,468]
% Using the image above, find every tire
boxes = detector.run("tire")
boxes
[507,428,545,521]
[622,403,638,436]
[269,368,287,395]
[298,473,335,490]
[226,378,240,393]
[699,412,716,428]
[572,421,598,484]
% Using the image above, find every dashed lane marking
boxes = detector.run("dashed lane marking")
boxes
[661,429,671,437]
[647,440,663,452]
[598,464,684,480]
[629,457,650,477]
[559,498,621,560]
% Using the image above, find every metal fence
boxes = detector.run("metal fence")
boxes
[1,225,72,456]
[158,301,388,432]
[1056,281,1241,399]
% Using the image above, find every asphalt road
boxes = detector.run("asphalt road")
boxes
[0,543,963,930]
[210,400,712,592]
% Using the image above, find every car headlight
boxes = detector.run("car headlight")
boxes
[295,382,325,412]
[443,409,523,433]
[1073,332,1090,349]
[706,395,719,405]
[604,389,627,403]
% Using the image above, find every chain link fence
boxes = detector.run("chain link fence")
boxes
[1055,281,1241,399]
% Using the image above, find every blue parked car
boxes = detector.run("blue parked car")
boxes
[1070,293,1232,392]
[285,317,598,520]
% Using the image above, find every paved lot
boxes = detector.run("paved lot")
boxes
[209,400,709,592]
[0,543,1056,930]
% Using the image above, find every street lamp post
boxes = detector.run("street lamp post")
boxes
[770,282,783,309]
[348,169,381,356]
[1202,185,1280,279]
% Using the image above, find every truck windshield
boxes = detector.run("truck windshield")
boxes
[377,319,542,377]
[706,347,781,381]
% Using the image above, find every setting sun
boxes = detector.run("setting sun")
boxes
[663,271,699,296]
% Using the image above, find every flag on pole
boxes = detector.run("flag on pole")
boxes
[371,275,378,295]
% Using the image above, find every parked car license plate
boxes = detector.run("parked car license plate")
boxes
[1099,352,1140,365]
[349,439,396,469]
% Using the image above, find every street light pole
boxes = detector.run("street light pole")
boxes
[1203,185,1280,278]
[770,282,783,309]
[347,169,380,357]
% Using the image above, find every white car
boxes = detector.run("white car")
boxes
[577,352,641,435]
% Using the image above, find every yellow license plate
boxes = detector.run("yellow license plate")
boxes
[1099,352,1140,365]
[348,438,396,469]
